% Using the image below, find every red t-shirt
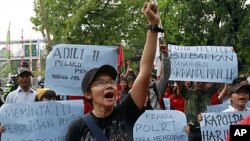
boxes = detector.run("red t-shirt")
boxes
[164,87,185,112]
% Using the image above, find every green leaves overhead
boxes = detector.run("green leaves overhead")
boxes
[32,0,145,46]
[159,0,250,69]
[31,0,250,72]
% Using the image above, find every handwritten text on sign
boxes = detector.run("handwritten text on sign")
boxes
[168,45,238,83]
[0,100,83,141]
[44,44,118,96]
[200,111,250,141]
[133,110,188,141]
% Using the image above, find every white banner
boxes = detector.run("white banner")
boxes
[200,111,250,141]
[133,110,188,141]
[44,44,118,96]
[0,100,83,141]
[168,45,238,83]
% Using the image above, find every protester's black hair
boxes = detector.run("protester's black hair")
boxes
[120,77,128,83]
[42,90,57,100]
[232,77,247,85]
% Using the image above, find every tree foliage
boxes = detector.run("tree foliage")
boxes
[0,62,12,77]
[31,0,146,46]
[158,0,250,72]
[31,0,250,73]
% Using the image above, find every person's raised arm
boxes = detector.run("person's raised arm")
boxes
[122,60,133,78]
[155,44,171,97]
[218,83,228,100]
[130,2,160,110]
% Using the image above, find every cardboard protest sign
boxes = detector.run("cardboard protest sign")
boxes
[200,111,250,141]
[168,45,238,83]
[44,44,118,96]
[133,110,188,141]
[0,100,83,141]
[163,98,170,110]
[207,101,250,112]
[207,104,228,113]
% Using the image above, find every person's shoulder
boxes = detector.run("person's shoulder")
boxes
[30,88,37,94]
[222,109,230,112]
[14,86,21,91]
[70,116,85,127]
[222,105,234,112]
[75,116,84,122]
[8,87,19,95]
[66,116,86,140]
[246,107,250,111]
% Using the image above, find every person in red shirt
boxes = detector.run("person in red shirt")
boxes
[164,81,185,112]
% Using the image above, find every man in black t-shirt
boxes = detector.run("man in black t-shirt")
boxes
[65,2,162,140]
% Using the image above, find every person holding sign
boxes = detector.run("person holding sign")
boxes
[164,81,185,112]
[148,43,171,110]
[176,81,217,141]
[223,83,250,112]
[65,1,162,141]
[198,83,250,141]
[0,68,36,136]
[198,83,250,119]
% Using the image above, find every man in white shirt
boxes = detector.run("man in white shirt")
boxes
[5,68,36,104]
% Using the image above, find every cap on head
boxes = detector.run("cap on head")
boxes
[228,83,250,95]
[81,65,117,93]
[17,68,34,77]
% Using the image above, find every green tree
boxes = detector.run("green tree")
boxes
[0,62,12,77]
[31,0,151,64]
[31,0,146,48]
[31,0,250,74]
[158,0,250,73]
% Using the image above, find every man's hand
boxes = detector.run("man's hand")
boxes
[160,44,168,54]
[142,2,160,25]
[184,125,190,134]
[0,123,4,133]
[198,113,203,122]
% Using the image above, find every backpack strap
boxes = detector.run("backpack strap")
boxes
[82,113,108,141]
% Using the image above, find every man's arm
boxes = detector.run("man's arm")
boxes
[156,44,171,97]
[130,2,160,110]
